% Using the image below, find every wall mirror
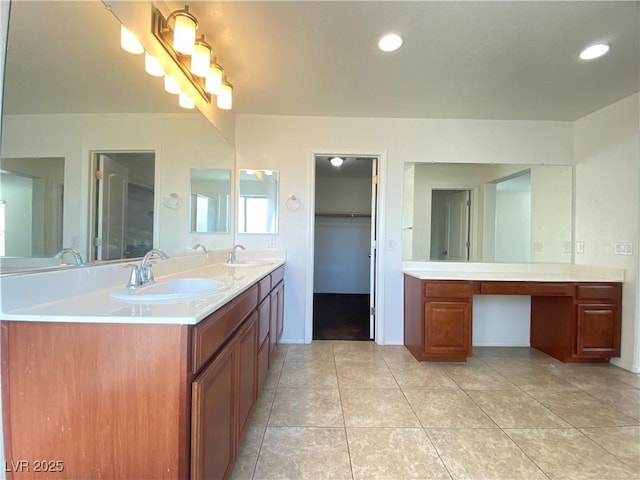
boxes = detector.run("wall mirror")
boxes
[238,169,279,234]
[190,169,231,234]
[0,1,236,273]
[403,163,573,263]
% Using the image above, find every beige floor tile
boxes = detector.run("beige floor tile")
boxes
[472,346,552,359]
[428,428,547,480]
[347,427,450,480]
[467,389,571,428]
[230,426,264,480]
[377,345,419,364]
[251,388,276,427]
[268,388,343,427]
[528,389,639,427]
[284,342,335,363]
[609,368,640,389]
[495,365,581,392]
[336,361,398,388]
[278,360,338,388]
[506,428,640,480]
[553,367,634,390]
[403,388,496,428]
[580,425,640,470]
[441,365,516,390]
[262,362,283,390]
[270,344,288,366]
[332,341,385,363]
[387,361,460,389]
[580,386,640,420]
[341,387,420,427]
[254,427,352,480]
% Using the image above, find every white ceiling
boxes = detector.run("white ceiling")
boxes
[4,1,639,121]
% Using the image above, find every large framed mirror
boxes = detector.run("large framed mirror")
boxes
[190,169,231,234]
[238,169,279,234]
[403,163,573,263]
[1,1,236,273]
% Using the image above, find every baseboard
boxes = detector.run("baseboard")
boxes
[472,342,531,347]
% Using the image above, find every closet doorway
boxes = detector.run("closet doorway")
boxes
[312,155,378,341]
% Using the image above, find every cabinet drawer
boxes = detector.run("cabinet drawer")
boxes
[577,284,621,301]
[192,285,258,375]
[258,275,271,303]
[271,266,284,287]
[479,282,572,296]
[424,281,472,299]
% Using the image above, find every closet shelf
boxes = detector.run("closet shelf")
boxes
[315,212,371,218]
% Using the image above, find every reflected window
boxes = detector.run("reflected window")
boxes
[238,169,279,234]
[239,196,269,233]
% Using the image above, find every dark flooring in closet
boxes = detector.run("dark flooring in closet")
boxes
[313,293,371,341]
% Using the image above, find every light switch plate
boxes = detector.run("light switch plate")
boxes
[614,242,632,255]
[576,241,585,254]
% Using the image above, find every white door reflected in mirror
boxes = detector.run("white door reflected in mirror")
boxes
[238,169,279,234]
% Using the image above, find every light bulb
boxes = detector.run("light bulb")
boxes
[164,75,180,94]
[144,53,164,77]
[330,157,344,167]
[179,92,195,109]
[191,40,211,77]
[173,10,197,55]
[205,62,223,94]
[579,42,610,60]
[217,80,233,110]
[378,33,403,52]
[121,25,143,54]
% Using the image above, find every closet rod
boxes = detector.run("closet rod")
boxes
[315,212,371,218]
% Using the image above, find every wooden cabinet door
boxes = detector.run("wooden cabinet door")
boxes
[276,282,285,341]
[269,288,278,357]
[191,342,236,480]
[237,312,258,439]
[424,301,471,356]
[576,303,621,358]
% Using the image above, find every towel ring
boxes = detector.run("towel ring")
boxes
[286,195,301,211]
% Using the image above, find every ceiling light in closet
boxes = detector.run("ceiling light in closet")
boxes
[378,33,403,52]
[330,157,344,167]
[579,42,610,60]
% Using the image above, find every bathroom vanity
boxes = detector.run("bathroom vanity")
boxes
[403,263,624,363]
[1,255,284,480]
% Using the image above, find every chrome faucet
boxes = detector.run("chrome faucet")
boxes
[227,244,246,264]
[54,247,84,265]
[140,249,169,285]
[193,243,207,252]
[125,249,169,289]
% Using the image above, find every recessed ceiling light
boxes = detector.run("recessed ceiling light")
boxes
[378,33,403,52]
[579,42,610,60]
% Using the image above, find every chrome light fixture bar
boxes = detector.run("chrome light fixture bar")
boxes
[152,6,211,103]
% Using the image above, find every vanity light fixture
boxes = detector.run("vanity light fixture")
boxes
[378,33,403,52]
[144,53,164,77]
[120,25,144,54]
[579,42,610,60]
[330,157,344,167]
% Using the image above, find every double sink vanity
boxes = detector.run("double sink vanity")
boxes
[0,250,285,479]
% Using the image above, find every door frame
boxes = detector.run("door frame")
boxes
[305,149,387,344]
[87,148,159,262]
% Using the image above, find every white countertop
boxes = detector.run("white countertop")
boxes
[0,251,285,325]
[402,261,625,282]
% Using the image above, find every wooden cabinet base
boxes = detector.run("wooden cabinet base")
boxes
[404,275,622,364]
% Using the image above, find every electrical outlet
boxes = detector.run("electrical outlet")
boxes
[268,237,277,248]
[562,241,571,254]
[532,241,543,252]
[576,241,585,254]
[614,242,632,255]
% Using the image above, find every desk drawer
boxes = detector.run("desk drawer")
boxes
[424,281,472,299]
[577,284,621,301]
[479,282,572,296]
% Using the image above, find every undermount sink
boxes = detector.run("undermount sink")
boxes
[110,277,230,303]
[225,259,275,268]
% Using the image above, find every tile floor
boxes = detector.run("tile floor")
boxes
[231,342,640,480]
